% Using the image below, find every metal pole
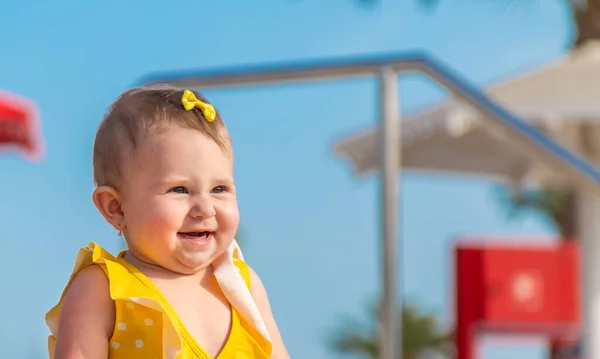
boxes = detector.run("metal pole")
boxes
[379,66,400,359]
[577,189,600,359]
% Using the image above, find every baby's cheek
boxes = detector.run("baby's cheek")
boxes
[220,199,239,218]
[218,203,240,233]
[144,206,183,232]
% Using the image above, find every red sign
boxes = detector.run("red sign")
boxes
[0,90,44,161]
[454,239,580,359]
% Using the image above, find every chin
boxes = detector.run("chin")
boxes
[175,250,219,271]
[172,257,210,274]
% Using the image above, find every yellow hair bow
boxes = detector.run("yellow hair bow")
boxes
[181,89,216,122]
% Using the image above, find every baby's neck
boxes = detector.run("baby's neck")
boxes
[123,250,212,283]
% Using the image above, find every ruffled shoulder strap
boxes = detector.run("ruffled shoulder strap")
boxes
[45,242,156,335]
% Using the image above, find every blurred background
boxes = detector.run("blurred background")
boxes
[1,0,596,358]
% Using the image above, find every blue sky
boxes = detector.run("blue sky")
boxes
[0,1,572,358]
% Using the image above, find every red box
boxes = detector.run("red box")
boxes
[455,240,580,359]
[0,90,43,161]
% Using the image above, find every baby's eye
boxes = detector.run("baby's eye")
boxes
[211,186,226,194]
[170,186,189,194]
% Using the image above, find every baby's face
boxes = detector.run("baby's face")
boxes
[119,125,239,274]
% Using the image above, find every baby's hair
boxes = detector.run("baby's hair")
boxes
[92,85,229,188]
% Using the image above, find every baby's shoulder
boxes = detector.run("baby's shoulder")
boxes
[55,264,115,347]
[62,264,114,317]
[68,264,111,298]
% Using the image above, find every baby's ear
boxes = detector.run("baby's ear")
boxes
[92,186,125,231]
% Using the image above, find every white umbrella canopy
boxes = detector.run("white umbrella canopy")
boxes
[334,41,600,188]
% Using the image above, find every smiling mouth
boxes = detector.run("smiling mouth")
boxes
[178,231,214,240]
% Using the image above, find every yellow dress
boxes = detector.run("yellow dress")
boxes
[45,242,272,359]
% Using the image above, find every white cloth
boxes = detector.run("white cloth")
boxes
[211,240,270,341]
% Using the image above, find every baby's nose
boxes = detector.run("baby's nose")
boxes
[190,195,216,219]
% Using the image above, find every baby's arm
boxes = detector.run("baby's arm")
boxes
[250,269,291,359]
[54,265,115,359]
